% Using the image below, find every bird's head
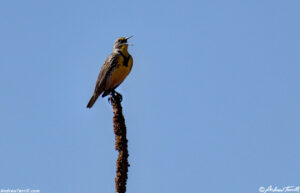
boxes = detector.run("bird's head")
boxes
[113,36,133,52]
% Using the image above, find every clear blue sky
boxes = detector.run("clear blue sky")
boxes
[0,0,299,193]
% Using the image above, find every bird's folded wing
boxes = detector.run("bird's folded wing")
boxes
[94,53,119,93]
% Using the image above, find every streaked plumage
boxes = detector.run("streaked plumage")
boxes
[87,36,133,108]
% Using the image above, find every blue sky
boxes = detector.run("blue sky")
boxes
[0,0,299,193]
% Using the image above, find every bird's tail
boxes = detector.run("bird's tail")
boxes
[87,94,99,108]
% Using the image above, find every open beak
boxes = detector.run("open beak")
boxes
[121,43,134,46]
[125,35,133,40]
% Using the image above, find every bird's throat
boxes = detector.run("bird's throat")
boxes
[120,45,129,57]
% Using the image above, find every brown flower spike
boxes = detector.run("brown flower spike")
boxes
[109,93,129,193]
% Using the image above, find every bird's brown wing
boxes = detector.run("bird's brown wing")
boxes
[94,53,119,94]
[86,53,119,108]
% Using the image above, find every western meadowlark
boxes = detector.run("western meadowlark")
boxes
[87,36,133,108]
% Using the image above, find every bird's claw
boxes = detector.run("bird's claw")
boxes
[114,91,123,102]
[108,95,113,104]
[108,90,123,104]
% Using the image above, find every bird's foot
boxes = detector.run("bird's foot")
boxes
[108,95,113,104]
[108,90,123,104]
[114,91,123,102]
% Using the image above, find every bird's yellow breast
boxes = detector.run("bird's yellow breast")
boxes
[107,55,133,89]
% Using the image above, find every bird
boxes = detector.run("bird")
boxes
[87,36,133,108]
